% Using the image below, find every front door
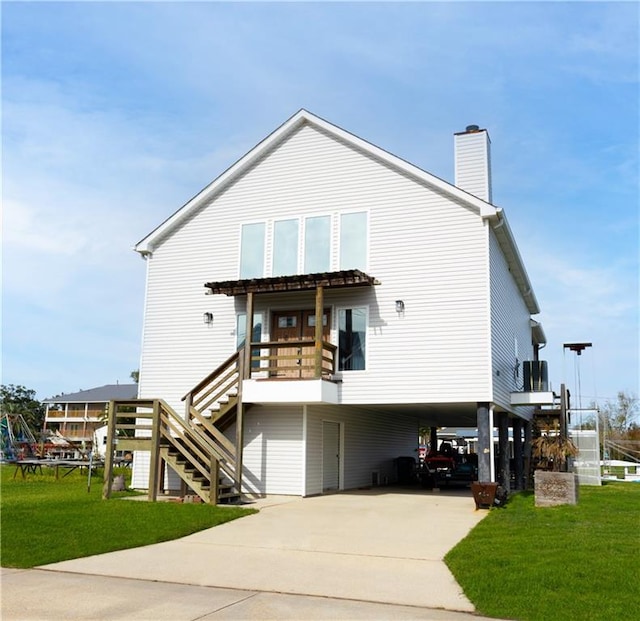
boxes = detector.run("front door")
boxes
[322,421,341,491]
[271,309,331,378]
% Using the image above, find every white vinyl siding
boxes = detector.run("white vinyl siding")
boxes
[489,228,535,415]
[137,122,493,423]
[241,405,304,495]
[454,130,492,203]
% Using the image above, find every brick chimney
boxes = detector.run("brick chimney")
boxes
[454,125,492,203]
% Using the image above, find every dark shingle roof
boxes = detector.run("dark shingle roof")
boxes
[43,384,138,404]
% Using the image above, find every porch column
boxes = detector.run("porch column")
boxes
[523,419,533,489]
[314,285,324,378]
[243,291,254,379]
[497,412,510,490]
[477,403,493,482]
[513,417,524,490]
[235,353,245,497]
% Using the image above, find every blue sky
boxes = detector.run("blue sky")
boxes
[2,1,638,410]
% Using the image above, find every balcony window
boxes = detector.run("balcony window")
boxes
[237,313,263,368]
[338,307,367,371]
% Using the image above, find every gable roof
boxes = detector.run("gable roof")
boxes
[43,384,138,404]
[134,109,539,314]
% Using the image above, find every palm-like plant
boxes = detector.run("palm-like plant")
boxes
[532,420,578,472]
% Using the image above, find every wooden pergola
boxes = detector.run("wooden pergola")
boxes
[204,269,379,381]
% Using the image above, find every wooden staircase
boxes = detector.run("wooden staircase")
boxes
[103,350,248,504]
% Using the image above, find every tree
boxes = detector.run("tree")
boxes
[582,391,639,461]
[600,391,638,435]
[0,384,46,435]
[130,370,139,384]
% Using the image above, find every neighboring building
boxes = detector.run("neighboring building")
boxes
[43,384,138,450]
[129,110,546,498]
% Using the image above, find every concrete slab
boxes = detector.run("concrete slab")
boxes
[40,488,486,613]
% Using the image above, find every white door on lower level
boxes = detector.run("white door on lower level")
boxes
[322,421,340,491]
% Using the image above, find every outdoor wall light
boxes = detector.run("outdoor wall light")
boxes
[203,312,214,325]
[395,300,405,313]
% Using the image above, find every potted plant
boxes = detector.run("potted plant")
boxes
[532,420,579,507]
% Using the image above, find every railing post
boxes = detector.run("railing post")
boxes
[244,291,254,379]
[184,392,193,421]
[314,285,324,378]
[235,354,245,499]
[148,400,162,502]
[210,456,219,505]
[102,400,117,499]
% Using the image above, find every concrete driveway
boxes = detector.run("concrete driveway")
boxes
[4,488,494,619]
[42,489,484,609]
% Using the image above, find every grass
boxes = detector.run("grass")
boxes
[445,482,640,621]
[0,464,256,568]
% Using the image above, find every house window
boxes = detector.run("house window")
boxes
[304,215,331,273]
[236,313,263,368]
[240,222,265,278]
[340,212,367,270]
[277,315,297,328]
[338,307,367,371]
[272,218,299,276]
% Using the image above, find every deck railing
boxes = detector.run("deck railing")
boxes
[248,339,337,379]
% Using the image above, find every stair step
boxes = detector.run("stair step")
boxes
[218,491,241,500]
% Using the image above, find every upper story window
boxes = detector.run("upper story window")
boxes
[239,211,367,279]
[240,222,265,279]
[340,211,367,270]
[272,219,299,276]
[304,215,331,273]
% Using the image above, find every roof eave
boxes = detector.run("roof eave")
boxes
[134,110,497,255]
[134,109,311,255]
[489,209,540,315]
[530,319,547,345]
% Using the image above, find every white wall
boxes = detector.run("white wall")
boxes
[489,227,536,415]
[137,122,493,410]
[240,405,304,495]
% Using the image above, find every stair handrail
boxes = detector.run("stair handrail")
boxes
[158,400,236,481]
[182,349,240,403]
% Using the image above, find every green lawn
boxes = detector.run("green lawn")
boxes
[0,464,256,568]
[445,482,640,621]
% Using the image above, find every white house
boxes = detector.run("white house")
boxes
[126,110,546,501]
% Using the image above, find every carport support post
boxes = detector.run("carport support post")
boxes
[430,427,438,453]
[314,285,324,377]
[524,420,533,489]
[497,413,510,490]
[476,403,493,482]
[512,418,524,490]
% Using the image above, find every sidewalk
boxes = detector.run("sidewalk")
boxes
[1,568,500,620]
[2,489,503,620]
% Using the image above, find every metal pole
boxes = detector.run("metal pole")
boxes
[87,450,93,494]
